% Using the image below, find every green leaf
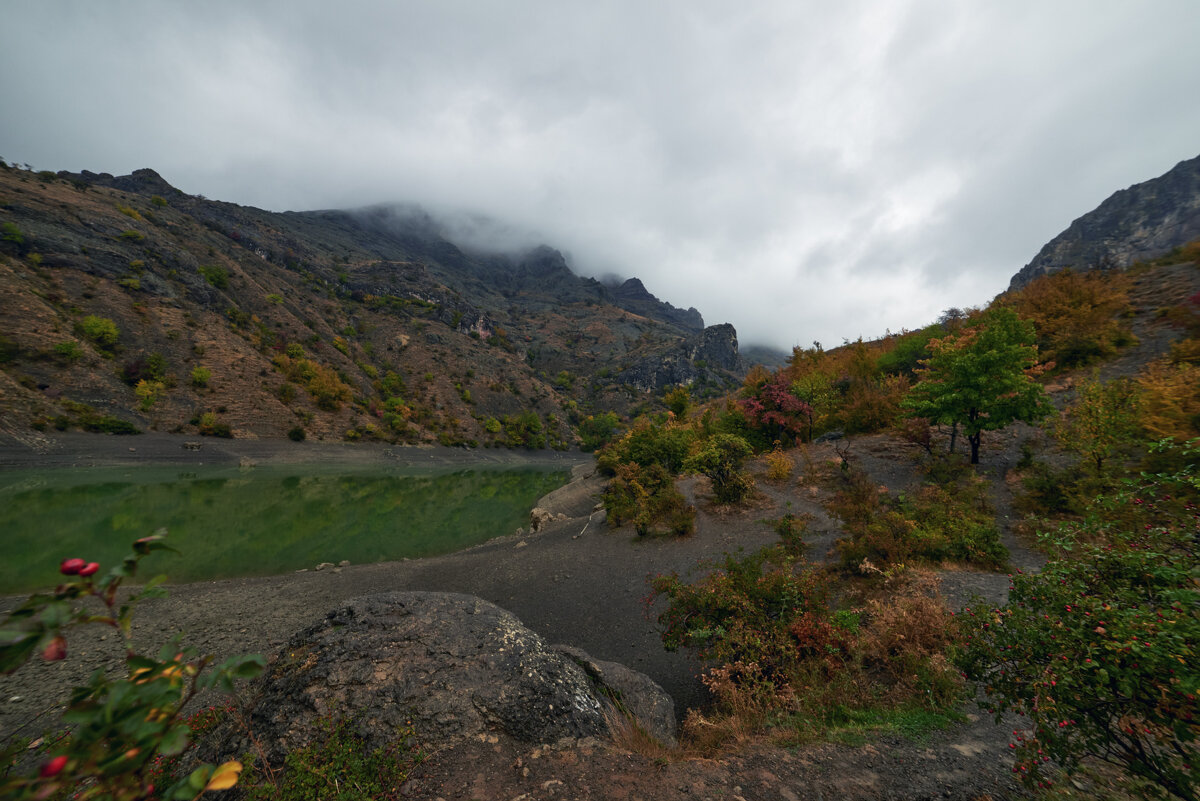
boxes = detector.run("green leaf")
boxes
[0,631,40,673]
[159,723,191,756]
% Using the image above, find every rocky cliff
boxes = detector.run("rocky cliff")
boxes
[1009,153,1200,290]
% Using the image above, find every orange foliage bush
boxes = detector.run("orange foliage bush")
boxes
[1004,268,1133,369]
[1136,358,1200,441]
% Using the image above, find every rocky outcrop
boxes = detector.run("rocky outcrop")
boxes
[617,323,744,392]
[612,277,705,332]
[1009,153,1200,290]
[205,592,676,768]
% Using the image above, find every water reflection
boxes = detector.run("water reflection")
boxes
[0,464,567,593]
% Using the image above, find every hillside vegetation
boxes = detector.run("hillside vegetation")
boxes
[593,248,1199,798]
[0,163,747,449]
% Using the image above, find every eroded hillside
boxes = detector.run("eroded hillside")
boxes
[0,165,745,446]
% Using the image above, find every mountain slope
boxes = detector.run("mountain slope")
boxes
[0,165,744,445]
[1009,153,1200,290]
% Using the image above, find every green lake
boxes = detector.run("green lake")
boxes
[0,464,569,594]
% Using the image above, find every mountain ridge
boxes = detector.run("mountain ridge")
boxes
[1009,153,1200,290]
[0,165,746,445]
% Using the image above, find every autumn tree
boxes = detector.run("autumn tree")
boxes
[903,306,1052,464]
[1004,268,1133,370]
[1055,375,1142,474]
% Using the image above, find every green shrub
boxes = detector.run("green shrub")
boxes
[287,426,306,442]
[501,410,545,449]
[597,416,694,474]
[79,315,119,352]
[958,441,1200,799]
[0,535,264,800]
[1,221,24,249]
[576,412,621,452]
[685,433,754,505]
[604,462,695,536]
[191,366,212,388]
[198,264,229,289]
[118,229,144,242]
[53,341,84,362]
[197,412,232,438]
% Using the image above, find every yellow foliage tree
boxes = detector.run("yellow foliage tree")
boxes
[1136,358,1200,441]
[1004,269,1133,370]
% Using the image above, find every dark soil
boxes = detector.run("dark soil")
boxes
[0,429,1045,800]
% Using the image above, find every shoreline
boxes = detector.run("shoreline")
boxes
[0,430,592,472]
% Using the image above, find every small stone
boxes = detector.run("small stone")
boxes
[338,560,350,567]
[514,540,527,548]
[315,562,334,571]
[331,567,342,574]
[295,569,308,573]
[8,696,21,703]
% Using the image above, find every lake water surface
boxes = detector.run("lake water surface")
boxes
[0,463,568,594]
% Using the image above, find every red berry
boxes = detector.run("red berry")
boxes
[41,636,67,662]
[59,558,85,575]
[78,562,100,577]
[40,755,68,778]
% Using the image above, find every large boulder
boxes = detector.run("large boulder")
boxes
[208,592,675,766]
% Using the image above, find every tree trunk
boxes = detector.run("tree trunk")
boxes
[966,407,981,464]
[948,421,958,454]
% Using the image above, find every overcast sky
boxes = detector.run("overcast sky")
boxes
[3,2,1199,350]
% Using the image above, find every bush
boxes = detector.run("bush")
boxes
[827,464,1006,569]
[737,371,812,448]
[197,412,232,438]
[501,410,545,450]
[763,443,794,482]
[286,426,306,442]
[135,378,165,411]
[576,412,621,452]
[958,442,1200,799]
[0,534,265,800]
[122,352,168,386]
[198,265,229,289]
[52,341,84,363]
[651,545,963,744]
[603,463,695,536]
[79,315,119,352]
[1004,268,1133,370]
[191,366,212,388]
[685,433,754,505]
[1,221,24,250]
[597,416,695,474]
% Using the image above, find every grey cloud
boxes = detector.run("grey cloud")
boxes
[3,1,1199,349]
